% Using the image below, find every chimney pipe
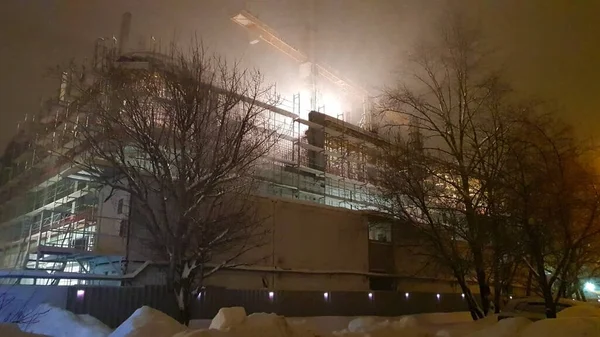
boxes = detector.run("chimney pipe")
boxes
[118,12,132,55]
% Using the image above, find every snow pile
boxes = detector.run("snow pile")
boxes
[109,306,186,337]
[332,315,436,337]
[231,313,300,337]
[179,311,322,337]
[225,312,317,337]
[0,323,47,337]
[428,314,497,337]
[556,305,600,318]
[19,304,112,337]
[518,317,600,337]
[463,317,531,337]
[411,312,474,325]
[347,317,376,333]
[209,307,247,330]
[391,315,419,330]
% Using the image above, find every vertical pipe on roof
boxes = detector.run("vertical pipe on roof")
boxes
[118,12,132,56]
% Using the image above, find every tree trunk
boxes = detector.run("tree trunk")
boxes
[473,257,490,315]
[536,265,557,318]
[542,285,557,318]
[526,270,533,296]
[175,277,193,326]
[556,280,567,301]
[493,286,502,314]
[493,266,502,314]
[579,287,587,302]
[457,278,484,320]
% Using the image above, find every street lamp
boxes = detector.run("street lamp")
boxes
[585,282,596,292]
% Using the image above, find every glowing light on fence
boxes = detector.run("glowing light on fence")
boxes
[269,291,274,300]
[323,292,329,300]
[76,290,85,299]
[461,293,465,298]
[368,292,373,300]
[436,294,441,300]
[405,292,409,299]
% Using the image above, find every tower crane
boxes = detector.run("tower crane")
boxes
[230,9,371,128]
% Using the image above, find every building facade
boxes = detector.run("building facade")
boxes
[0,42,469,296]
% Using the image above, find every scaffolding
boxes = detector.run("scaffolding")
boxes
[0,50,384,283]
[254,92,382,210]
[0,67,119,284]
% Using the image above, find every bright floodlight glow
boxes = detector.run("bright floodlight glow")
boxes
[436,294,441,300]
[461,293,465,298]
[368,292,373,299]
[323,292,329,300]
[321,93,343,119]
[76,289,85,299]
[509,296,513,300]
[585,282,596,292]
[405,292,409,298]
[268,291,274,300]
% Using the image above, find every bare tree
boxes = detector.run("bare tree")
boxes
[60,45,278,324]
[501,110,600,318]
[0,281,49,330]
[375,14,515,318]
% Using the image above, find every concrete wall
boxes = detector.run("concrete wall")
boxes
[95,185,129,256]
[203,197,369,291]
[95,192,480,294]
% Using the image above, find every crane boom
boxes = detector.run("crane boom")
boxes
[231,11,307,63]
[230,10,369,98]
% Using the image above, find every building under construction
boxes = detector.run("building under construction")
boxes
[0,11,426,293]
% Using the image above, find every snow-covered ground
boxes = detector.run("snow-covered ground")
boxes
[5,302,600,337]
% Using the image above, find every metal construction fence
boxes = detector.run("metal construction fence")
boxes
[1,284,470,328]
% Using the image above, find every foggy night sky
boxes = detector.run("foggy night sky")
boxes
[0,0,599,151]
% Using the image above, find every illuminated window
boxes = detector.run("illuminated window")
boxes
[369,222,392,243]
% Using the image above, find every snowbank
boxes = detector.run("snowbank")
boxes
[410,312,474,325]
[19,304,112,337]
[556,305,600,318]
[339,319,431,337]
[109,306,186,337]
[392,315,419,330]
[347,317,376,333]
[8,304,497,337]
[429,314,497,337]
[233,313,301,337]
[180,312,322,337]
[209,307,247,330]
[518,317,600,337]
[334,313,478,337]
[342,316,424,336]
[463,317,531,337]
[282,312,475,336]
